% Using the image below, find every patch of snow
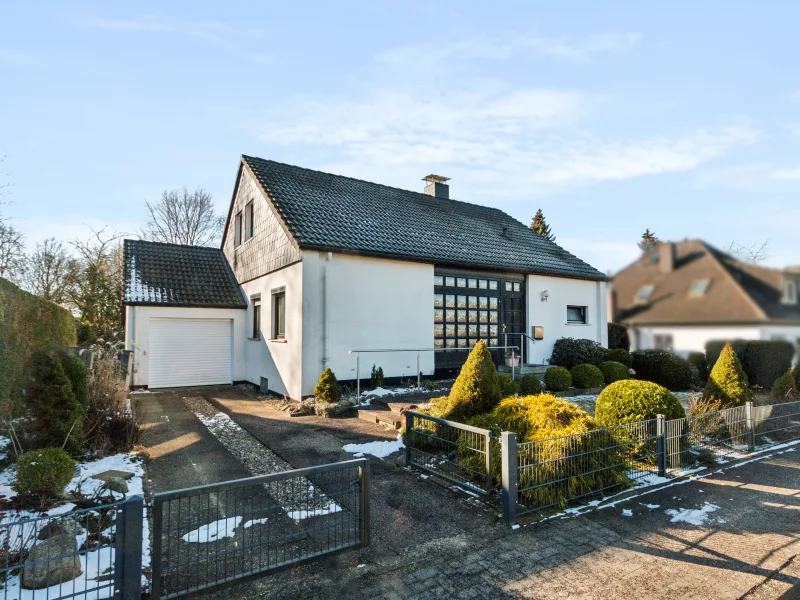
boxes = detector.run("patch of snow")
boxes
[640,503,661,509]
[621,509,633,517]
[343,435,405,459]
[357,563,367,568]
[360,386,447,398]
[287,504,342,520]
[665,502,720,526]
[243,518,269,529]
[129,389,156,394]
[511,524,521,530]
[182,517,243,543]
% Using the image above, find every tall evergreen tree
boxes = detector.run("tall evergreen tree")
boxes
[530,209,555,241]
[638,229,660,252]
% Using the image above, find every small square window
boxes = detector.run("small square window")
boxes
[252,298,261,338]
[479,311,488,323]
[457,277,467,287]
[567,306,588,324]
[434,324,444,338]
[489,297,498,309]
[468,278,478,288]
[458,339,467,348]
[488,280,498,290]
[445,295,456,308]
[783,280,798,305]
[478,279,488,289]
[446,339,456,348]
[457,310,467,322]
[434,294,443,308]
[457,295,467,308]
[636,284,655,303]
[434,275,444,286]
[468,310,478,323]
[479,297,488,309]
[272,290,286,339]
[505,282,512,291]
[654,334,673,351]
[434,309,443,323]
[489,311,498,323]
[513,282,521,292]
[445,276,456,287]
[689,279,710,297]
[445,310,455,323]
[434,339,444,349]
[468,324,478,337]
[445,324,455,337]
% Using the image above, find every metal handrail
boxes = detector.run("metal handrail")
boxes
[349,345,520,399]
[503,331,538,365]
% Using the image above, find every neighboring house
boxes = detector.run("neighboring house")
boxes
[123,155,609,398]
[611,239,800,356]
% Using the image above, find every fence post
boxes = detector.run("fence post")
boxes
[745,401,755,452]
[405,411,414,467]
[485,433,493,492]
[656,414,666,478]
[115,495,144,600]
[151,497,163,600]
[358,459,371,548]
[501,431,518,524]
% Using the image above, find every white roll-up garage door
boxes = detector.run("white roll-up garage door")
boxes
[149,318,233,388]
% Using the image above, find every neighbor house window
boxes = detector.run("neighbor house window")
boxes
[245,200,254,240]
[272,288,286,339]
[251,296,261,339]
[654,334,674,351]
[635,284,655,303]
[234,211,243,247]
[689,279,710,297]
[782,280,798,305]
[566,306,587,324]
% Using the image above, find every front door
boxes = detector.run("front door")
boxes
[501,279,525,360]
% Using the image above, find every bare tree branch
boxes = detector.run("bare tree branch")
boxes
[727,239,771,264]
[140,186,223,247]
[22,237,78,304]
[0,222,25,281]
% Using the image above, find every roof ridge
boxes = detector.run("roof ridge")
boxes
[699,240,769,320]
[125,238,223,252]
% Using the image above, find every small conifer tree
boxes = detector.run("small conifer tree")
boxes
[445,341,502,421]
[638,229,660,252]
[314,367,341,403]
[370,364,384,389]
[703,343,753,407]
[530,209,555,241]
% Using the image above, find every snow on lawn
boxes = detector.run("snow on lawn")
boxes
[343,435,405,459]
[182,517,242,543]
[665,502,720,526]
[360,386,447,398]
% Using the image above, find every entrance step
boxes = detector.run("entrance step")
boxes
[520,364,549,377]
[357,407,403,429]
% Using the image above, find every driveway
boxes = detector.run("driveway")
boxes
[136,386,800,599]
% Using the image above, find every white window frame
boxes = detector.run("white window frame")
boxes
[271,287,286,341]
[782,280,797,305]
[234,211,243,248]
[251,295,261,339]
[566,305,588,325]
[635,284,655,303]
[654,334,674,351]
[245,200,254,241]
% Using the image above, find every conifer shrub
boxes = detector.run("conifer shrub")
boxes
[519,374,542,395]
[770,367,800,403]
[599,361,630,384]
[608,322,631,351]
[604,348,633,368]
[314,368,341,403]
[703,343,753,407]
[570,364,604,389]
[705,339,794,389]
[370,364,384,389]
[497,373,518,398]
[13,448,76,496]
[631,349,698,391]
[58,351,89,412]
[442,341,502,422]
[23,350,86,456]
[595,380,685,427]
[544,366,572,392]
[550,338,605,370]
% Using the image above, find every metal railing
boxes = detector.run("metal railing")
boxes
[151,459,370,600]
[665,404,750,470]
[349,346,520,399]
[753,400,800,446]
[404,411,496,494]
[0,496,143,600]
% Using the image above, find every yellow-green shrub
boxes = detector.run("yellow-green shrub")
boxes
[595,380,685,426]
[442,341,501,422]
[314,368,341,403]
[13,448,76,496]
[703,343,753,407]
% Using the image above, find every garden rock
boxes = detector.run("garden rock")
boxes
[91,469,135,482]
[36,517,81,540]
[103,476,129,495]
[22,534,82,589]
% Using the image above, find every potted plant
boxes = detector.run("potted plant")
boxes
[504,350,520,368]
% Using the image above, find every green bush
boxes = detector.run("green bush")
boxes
[314,368,341,403]
[23,351,86,456]
[370,364,384,389]
[599,361,630,384]
[595,380,685,427]
[570,364,604,389]
[703,343,753,407]
[497,373,517,398]
[770,367,800,403]
[608,322,631,351]
[687,352,709,383]
[442,341,501,422]
[58,351,89,412]
[13,448,76,496]
[0,278,77,412]
[705,339,795,390]
[544,366,572,392]
[519,374,542,395]
[550,338,605,370]
[631,350,699,391]
[604,348,633,368]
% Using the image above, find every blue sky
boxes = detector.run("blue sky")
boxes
[2,1,799,273]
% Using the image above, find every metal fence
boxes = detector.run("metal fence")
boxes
[753,400,800,446]
[404,411,496,494]
[151,459,370,600]
[0,496,143,600]
[665,404,751,470]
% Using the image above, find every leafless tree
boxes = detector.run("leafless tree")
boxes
[23,238,78,304]
[0,155,12,225]
[0,222,25,281]
[141,186,224,247]
[727,239,771,264]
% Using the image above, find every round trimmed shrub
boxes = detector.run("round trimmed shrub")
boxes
[595,380,685,427]
[498,373,517,398]
[13,448,76,496]
[443,341,501,421]
[599,361,630,384]
[570,364,604,389]
[604,348,633,368]
[550,338,605,370]
[770,367,799,403]
[314,368,341,403]
[519,374,541,395]
[703,343,752,407]
[544,366,572,392]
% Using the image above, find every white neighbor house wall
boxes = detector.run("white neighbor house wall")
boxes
[125,305,247,387]
[302,251,435,396]
[525,275,608,364]
[633,324,800,357]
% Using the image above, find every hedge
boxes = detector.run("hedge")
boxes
[608,322,631,351]
[570,364,604,389]
[687,352,709,383]
[631,350,698,391]
[604,348,633,367]
[705,339,795,389]
[0,278,77,412]
[550,338,605,370]
[770,367,800,403]
[498,373,518,398]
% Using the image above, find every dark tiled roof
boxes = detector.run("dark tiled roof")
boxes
[123,239,246,308]
[613,239,800,324]
[240,156,607,281]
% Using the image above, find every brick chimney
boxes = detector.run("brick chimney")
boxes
[423,174,450,199]
[658,242,675,273]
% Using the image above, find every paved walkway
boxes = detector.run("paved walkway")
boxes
[137,387,800,599]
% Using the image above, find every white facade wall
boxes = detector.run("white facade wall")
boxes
[631,324,800,357]
[125,305,247,387]
[239,261,304,399]
[302,251,435,396]
[524,275,608,364]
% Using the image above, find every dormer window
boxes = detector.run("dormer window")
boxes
[689,279,711,297]
[635,284,655,303]
[783,280,798,305]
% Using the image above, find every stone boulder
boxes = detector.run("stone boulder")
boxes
[22,534,82,589]
[36,517,81,541]
[102,477,129,495]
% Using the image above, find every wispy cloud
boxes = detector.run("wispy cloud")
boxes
[771,166,800,180]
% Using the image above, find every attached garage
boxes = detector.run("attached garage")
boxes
[148,318,233,388]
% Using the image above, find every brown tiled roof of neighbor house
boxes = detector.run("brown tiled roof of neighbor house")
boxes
[612,239,800,325]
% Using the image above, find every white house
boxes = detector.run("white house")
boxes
[611,239,800,356]
[123,156,609,398]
